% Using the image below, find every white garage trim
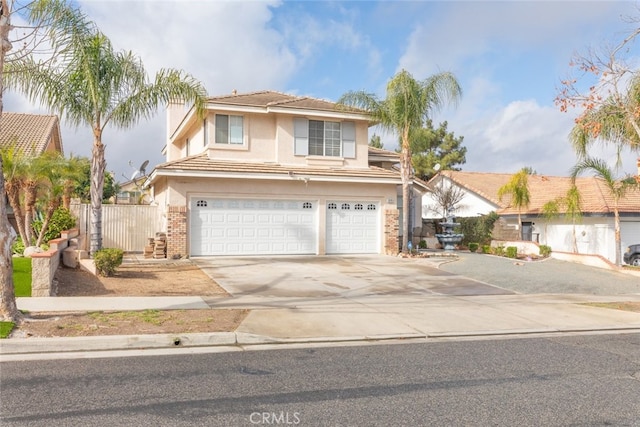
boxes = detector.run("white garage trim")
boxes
[326,201,380,254]
[190,198,317,256]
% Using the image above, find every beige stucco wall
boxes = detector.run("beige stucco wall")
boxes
[202,112,371,168]
[156,176,397,255]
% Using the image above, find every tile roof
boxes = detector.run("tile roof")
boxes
[0,112,63,155]
[151,153,401,182]
[207,90,365,114]
[367,146,400,162]
[435,170,640,215]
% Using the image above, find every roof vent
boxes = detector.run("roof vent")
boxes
[232,89,237,96]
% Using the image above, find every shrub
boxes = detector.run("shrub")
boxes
[492,245,505,256]
[458,212,500,246]
[482,245,491,254]
[418,239,427,249]
[93,248,124,277]
[506,246,518,258]
[539,245,552,257]
[468,242,479,253]
[11,237,25,255]
[32,207,76,244]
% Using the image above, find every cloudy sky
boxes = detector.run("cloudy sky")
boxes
[6,0,640,182]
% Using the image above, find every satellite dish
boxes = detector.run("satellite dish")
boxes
[434,163,441,171]
[130,170,141,181]
[139,160,149,176]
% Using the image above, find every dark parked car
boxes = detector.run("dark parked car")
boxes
[623,244,640,266]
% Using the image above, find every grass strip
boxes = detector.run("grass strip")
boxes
[0,321,15,339]
[12,257,32,297]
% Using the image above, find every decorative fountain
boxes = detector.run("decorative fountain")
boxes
[435,214,464,252]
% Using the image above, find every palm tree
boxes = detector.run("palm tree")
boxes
[5,5,207,254]
[34,152,68,247]
[497,168,531,238]
[570,73,640,161]
[571,157,639,265]
[540,199,560,246]
[338,69,462,252]
[563,185,582,253]
[0,144,29,245]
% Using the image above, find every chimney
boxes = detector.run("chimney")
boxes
[232,89,237,96]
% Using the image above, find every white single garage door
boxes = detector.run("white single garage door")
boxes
[326,201,380,254]
[621,221,640,249]
[191,198,317,256]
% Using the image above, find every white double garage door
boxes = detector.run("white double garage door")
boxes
[190,198,380,256]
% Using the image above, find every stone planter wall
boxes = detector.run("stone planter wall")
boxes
[29,229,79,297]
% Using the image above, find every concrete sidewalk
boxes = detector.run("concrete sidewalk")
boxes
[4,292,640,358]
[3,253,640,358]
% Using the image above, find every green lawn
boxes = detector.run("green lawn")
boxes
[0,321,14,339]
[12,256,32,297]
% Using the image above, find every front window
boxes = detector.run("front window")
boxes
[215,114,243,144]
[309,120,341,157]
[294,118,355,158]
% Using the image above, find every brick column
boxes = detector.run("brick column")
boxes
[167,205,187,258]
[384,208,399,255]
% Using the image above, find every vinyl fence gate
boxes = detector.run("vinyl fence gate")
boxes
[71,204,162,252]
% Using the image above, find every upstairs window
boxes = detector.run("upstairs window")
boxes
[294,118,355,158]
[215,114,243,145]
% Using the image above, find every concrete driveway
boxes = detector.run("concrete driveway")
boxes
[192,255,513,299]
[190,254,640,341]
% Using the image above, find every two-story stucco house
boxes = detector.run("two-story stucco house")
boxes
[146,91,402,258]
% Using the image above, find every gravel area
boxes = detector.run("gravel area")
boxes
[438,253,640,295]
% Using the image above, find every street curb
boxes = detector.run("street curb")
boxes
[0,332,427,356]
[3,327,640,357]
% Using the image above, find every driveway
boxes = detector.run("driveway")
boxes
[193,255,514,299]
[193,253,640,299]
[192,254,640,340]
[439,253,640,295]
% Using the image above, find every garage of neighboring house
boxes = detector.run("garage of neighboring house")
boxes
[621,220,640,249]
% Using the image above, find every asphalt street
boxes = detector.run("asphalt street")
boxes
[439,252,640,294]
[2,333,640,426]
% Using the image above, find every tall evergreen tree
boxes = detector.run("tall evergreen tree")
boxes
[410,119,466,180]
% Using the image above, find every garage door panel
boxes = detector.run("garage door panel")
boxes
[191,198,317,256]
[326,201,380,254]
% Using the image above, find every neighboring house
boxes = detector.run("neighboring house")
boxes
[115,176,152,205]
[146,90,402,258]
[0,112,64,231]
[367,146,429,244]
[423,169,640,263]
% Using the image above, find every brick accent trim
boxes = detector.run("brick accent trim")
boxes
[384,208,399,255]
[167,205,187,258]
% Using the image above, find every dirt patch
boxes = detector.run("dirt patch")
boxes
[10,261,247,338]
[14,309,248,338]
[55,262,229,297]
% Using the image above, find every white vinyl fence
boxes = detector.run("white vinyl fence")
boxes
[71,203,162,252]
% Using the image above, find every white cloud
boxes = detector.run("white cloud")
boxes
[398,1,633,79]
[80,0,297,93]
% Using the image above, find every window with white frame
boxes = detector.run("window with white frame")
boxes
[215,114,243,145]
[294,118,355,158]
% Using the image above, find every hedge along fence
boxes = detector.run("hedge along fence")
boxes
[29,229,79,297]
[456,212,500,246]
